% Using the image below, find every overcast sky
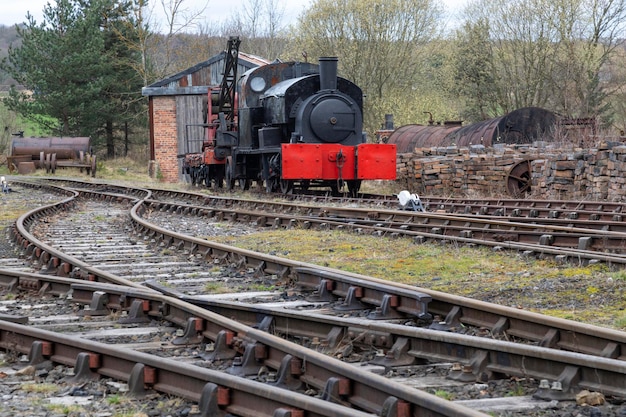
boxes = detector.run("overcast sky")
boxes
[0,0,469,29]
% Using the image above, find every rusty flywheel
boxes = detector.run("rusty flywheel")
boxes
[506,160,532,197]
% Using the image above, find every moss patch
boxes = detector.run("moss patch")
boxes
[212,229,626,330]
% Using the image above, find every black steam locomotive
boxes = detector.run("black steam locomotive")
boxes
[185,39,396,196]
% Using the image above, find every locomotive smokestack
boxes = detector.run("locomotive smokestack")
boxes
[384,114,394,130]
[319,57,338,91]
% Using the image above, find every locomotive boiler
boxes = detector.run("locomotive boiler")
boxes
[189,39,396,196]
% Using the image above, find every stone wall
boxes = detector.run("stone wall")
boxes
[398,142,626,201]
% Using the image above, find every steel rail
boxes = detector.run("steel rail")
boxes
[147,186,626,222]
[129,197,626,361]
[0,269,488,417]
[11,184,626,362]
[11,187,154,288]
[141,198,626,264]
[4,268,626,400]
[16,177,626,221]
[108,276,626,399]
[11,181,626,404]
[7,190,488,416]
[18,178,626,234]
[0,320,380,417]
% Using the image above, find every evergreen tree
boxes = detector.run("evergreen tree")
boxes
[1,0,145,157]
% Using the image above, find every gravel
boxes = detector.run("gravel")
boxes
[2,181,626,416]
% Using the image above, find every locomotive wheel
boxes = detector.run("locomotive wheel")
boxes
[279,179,293,194]
[347,180,361,198]
[225,157,235,190]
[265,177,278,193]
[239,179,251,190]
[213,171,225,189]
[506,160,532,197]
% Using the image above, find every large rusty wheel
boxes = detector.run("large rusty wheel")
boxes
[506,160,532,197]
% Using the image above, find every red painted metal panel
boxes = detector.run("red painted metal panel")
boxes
[202,148,226,165]
[356,144,396,179]
[281,144,358,180]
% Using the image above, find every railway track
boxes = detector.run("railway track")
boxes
[3,178,626,415]
[28,178,626,263]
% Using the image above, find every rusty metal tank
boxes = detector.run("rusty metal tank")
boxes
[387,123,463,152]
[10,137,91,161]
[8,137,92,173]
[388,107,558,151]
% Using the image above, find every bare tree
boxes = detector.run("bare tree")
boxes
[459,0,626,123]
[221,0,287,60]
[147,0,209,78]
[287,0,444,133]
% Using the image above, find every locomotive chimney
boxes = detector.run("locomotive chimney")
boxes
[319,57,338,91]
[384,114,394,130]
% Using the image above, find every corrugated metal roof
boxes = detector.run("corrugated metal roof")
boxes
[143,51,270,95]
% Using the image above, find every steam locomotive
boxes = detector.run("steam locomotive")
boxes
[186,42,396,196]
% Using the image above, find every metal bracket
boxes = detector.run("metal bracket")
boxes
[172,317,203,345]
[369,337,415,367]
[334,286,365,311]
[272,354,303,391]
[118,299,151,324]
[78,291,109,316]
[64,352,100,383]
[227,343,262,377]
[200,330,237,361]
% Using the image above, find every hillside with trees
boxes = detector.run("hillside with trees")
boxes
[0,25,19,86]
[1,0,626,161]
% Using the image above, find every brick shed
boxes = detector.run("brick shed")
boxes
[142,51,268,183]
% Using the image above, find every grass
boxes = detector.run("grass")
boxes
[45,404,83,414]
[21,383,59,393]
[433,389,454,400]
[204,281,232,293]
[211,228,626,329]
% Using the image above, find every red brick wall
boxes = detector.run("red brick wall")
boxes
[152,96,179,183]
